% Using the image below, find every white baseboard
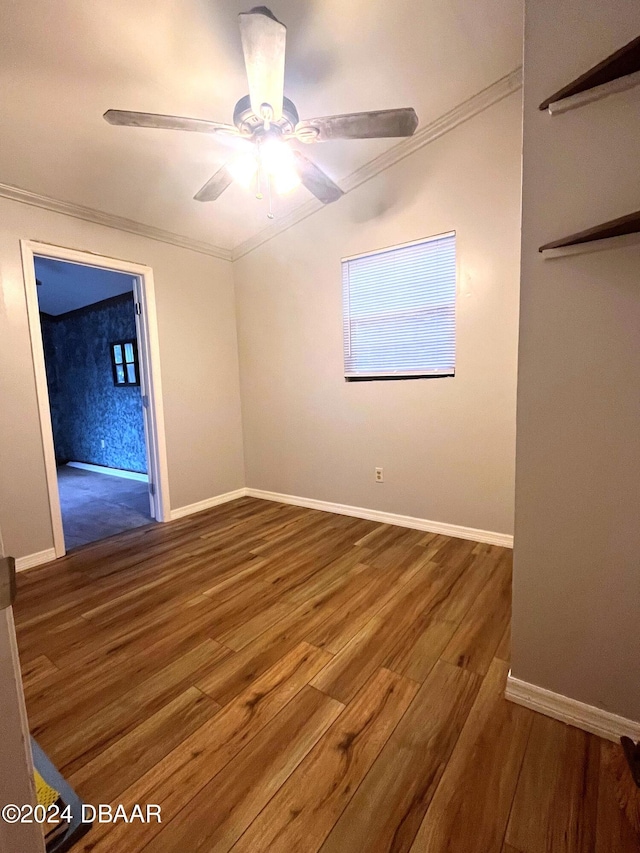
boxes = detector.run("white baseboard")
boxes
[66,461,149,482]
[15,548,57,573]
[14,488,510,572]
[169,486,513,547]
[245,488,513,548]
[505,673,640,742]
[169,488,247,521]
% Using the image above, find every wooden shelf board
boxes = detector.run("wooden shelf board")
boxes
[547,69,640,114]
[539,35,640,110]
[539,210,640,253]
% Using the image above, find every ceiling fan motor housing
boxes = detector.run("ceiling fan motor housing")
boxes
[233,94,299,137]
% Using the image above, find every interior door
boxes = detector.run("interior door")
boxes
[131,277,156,519]
[0,530,46,852]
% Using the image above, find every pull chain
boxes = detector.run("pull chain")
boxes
[255,153,263,200]
[254,141,274,219]
[267,173,274,219]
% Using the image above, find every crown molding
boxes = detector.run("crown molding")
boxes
[0,182,233,262]
[231,66,523,261]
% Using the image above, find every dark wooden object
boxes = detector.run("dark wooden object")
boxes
[621,737,640,788]
[539,210,640,252]
[539,35,640,110]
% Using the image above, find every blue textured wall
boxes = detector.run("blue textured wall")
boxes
[41,295,147,473]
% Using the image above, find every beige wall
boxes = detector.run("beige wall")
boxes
[0,198,244,559]
[513,1,640,721]
[234,92,522,537]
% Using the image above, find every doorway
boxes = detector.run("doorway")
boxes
[22,242,170,557]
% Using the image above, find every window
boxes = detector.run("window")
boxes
[342,232,456,380]
[110,340,140,386]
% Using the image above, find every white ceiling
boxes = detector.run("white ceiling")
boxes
[0,0,523,253]
[35,257,134,315]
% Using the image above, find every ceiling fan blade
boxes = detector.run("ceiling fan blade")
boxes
[238,7,286,122]
[194,164,234,202]
[104,110,238,135]
[293,151,343,204]
[295,108,418,142]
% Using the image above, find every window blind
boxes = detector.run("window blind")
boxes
[342,232,456,379]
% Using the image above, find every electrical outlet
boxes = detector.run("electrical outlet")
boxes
[100,440,105,449]
[375,467,384,483]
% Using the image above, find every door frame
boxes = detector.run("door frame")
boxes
[21,240,171,558]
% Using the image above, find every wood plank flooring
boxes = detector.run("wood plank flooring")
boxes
[13,497,640,852]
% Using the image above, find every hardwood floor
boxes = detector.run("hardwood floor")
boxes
[14,497,640,852]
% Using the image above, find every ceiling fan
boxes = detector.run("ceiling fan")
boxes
[104,6,418,216]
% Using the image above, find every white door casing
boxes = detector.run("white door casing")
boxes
[132,276,163,519]
[21,240,171,557]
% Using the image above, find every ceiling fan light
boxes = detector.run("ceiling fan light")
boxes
[228,152,258,188]
[273,166,301,194]
[260,138,291,171]
[260,139,300,194]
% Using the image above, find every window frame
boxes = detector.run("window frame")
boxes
[342,231,457,382]
[110,339,140,387]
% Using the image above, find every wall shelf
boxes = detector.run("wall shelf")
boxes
[539,210,640,254]
[540,35,640,113]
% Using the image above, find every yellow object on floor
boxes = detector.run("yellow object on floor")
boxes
[34,768,60,809]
